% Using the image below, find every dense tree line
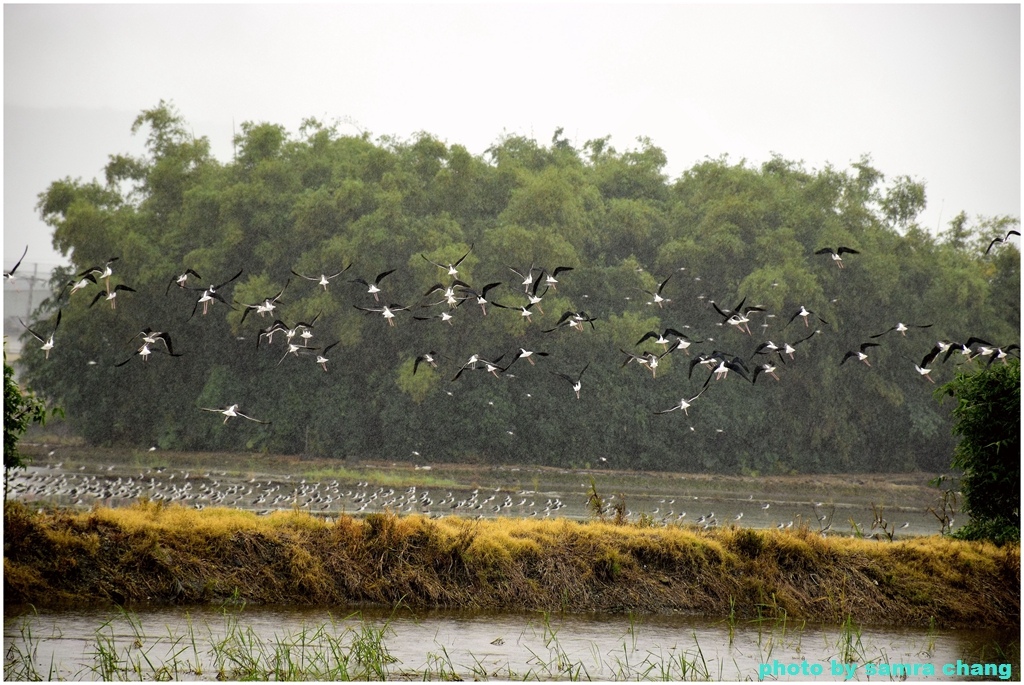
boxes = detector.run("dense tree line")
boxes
[18,101,1020,474]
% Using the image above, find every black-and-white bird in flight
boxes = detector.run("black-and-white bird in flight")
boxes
[350,269,396,302]
[551,363,589,399]
[654,387,707,416]
[200,404,271,424]
[291,264,351,291]
[815,246,859,268]
[985,229,1021,255]
[4,245,28,286]
[20,310,61,359]
[422,244,473,278]
[166,268,203,295]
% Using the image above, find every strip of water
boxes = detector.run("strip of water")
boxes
[4,605,1017,681]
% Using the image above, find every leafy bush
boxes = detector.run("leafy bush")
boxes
[939,359,1020,545]
[4,343,60,500]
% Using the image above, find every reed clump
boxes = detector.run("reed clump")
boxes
[3,501,1018,628]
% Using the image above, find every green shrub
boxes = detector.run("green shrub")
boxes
[938,359,1020,545]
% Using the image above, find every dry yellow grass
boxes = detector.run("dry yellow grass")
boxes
[3,502,1018,628]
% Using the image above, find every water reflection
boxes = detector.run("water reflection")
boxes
[4,605,1017,681]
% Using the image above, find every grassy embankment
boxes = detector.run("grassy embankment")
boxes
[4,501,1018,629]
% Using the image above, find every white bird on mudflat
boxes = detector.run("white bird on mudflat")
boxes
[19,310,61,359]
[200,404,271,424]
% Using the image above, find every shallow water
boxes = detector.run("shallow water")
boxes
[3,605,1017,681]
[8,460,953,539]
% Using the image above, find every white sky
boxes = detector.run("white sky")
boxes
[3,3,1021,273]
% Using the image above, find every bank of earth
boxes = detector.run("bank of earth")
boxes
[3,502,1018,630]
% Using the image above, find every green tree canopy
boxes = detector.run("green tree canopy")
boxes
[17,102,1021,477]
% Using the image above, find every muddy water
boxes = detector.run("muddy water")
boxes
[4,605,1017,681]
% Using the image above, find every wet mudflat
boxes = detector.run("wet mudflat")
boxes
[3,604,1018,681]
[8,444,956,538]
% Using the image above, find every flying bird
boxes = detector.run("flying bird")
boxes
[315,341,341,372]
[640,274,673,308]
[353,303,410,326]
[129,328,176,355]
[350,269,396,302]
[88,284,136,309]
[815,246,859,268]
[841,342,881,367]
[200,404,271,424]
[59,273,98,300]
[4,245,28,286]
[654,387,707,416]
[291,265,351,291]
[413,351,442,374]
[187,269,243,319]
[543,310,597,333]
[786,305,829,329]
[456,282,502,316]
[985,229,1021,255]
[77,257,120,291]
[551,363,589,399]
[422,245,473,278]
[166,268,203,295]
[115,342,183,366]
[509,264,540,293]
[237,281,289,324]
[752,363,781,383]
[19,310,61,359]
[507,348,549,367]
[542,266,574,290]
[869,322,932,338]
